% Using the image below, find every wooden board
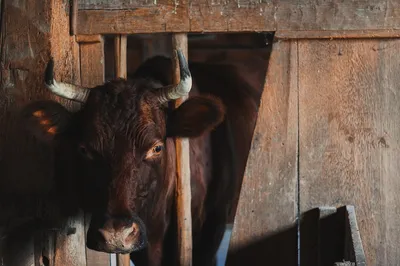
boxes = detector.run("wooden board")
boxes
[298,38,400,266]
[79,0,156,9]
[79,37,112,266]
[0,0,86,265]
[76,0,400,34]
[172,34,193,266]
[225,39,299,266]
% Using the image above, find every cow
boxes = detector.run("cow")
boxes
[19,50,261,266]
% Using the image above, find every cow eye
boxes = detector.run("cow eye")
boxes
[153,145,163,154]
[145,143,164,160]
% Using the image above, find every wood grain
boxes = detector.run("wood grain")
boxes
[79,37,112,266]
[172,33,193,266]
[276,29,400,40]
[298,38,400,266]
[78,0,189,34]
[79,0,156,10]
[80,38,105,88]
[77,0,400,34]
[0,0,87,265]
[226,39,299,266]
[114,35,128,79]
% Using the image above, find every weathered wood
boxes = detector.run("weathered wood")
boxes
[300,206,366,265]
[117,253,131,266]
[80,38,105,87]
[79,0,155,10]
[172,33,192,266]
[114,35,127,79]
[77,0,400,34]
[276,29,400,40]
[343,206,366,266]
[79,37,111,266]
[0,0,85,265]
[76,34,103,43]
[226,39,299,266]
[298,38,400,266]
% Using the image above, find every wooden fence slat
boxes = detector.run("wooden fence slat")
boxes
[226,39,299,266]
[113,34,131,266]
[172,33,193,266]
[76,0,400,35]
[79,37,111,266]
[298,38,400,266]
[114,35,127,79]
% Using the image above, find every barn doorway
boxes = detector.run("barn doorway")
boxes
[102,32,273,266]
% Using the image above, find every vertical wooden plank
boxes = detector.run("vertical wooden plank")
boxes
[114,35,127,79]
[113,34,131,266]
[116,254,131,266]
[299,38,400,266]
[172,33,192,266]
[78,36,111,266]
[226,39,299,266]
[54,212,87,266]
[0,0,84,264]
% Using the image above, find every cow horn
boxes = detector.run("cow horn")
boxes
[156,50,192,104]
[44,58,90,104]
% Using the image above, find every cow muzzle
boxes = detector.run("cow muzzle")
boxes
[86,215,147,254]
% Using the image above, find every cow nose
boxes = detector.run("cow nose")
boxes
[98,222,142,252]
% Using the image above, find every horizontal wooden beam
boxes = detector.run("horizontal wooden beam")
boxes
[76,0,400,35]
[275,29,400,40]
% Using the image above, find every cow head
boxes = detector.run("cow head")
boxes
[21,51,225,254]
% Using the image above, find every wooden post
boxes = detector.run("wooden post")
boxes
[114,34,131,266]
[115,35,128,79]
[172,33,193,266]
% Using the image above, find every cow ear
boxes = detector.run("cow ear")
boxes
[20,100,73,143]
[167,96,225,138]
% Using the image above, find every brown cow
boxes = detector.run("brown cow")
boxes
[20,50,261,266]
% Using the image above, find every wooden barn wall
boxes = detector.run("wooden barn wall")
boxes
[298,38,400,265]
[76,0,400,34]
[0,0,85,265]
[227,37,400,266]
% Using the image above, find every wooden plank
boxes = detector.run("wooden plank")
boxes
[0,0,85,265]
[77,0,400,34]
[276,29,400,40]
[172,33,193,266]
[225,39,298,266]
[342,206,366,265]
[79,37,111,266]
[114,35,127,79]
[117,254,131,266]
[76,34,103,43]
[77,0,189,34]
[80,38,105,87]
[78,0,155,10]
[298,38,400,266]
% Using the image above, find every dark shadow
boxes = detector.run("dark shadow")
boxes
[225,225,298,266]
